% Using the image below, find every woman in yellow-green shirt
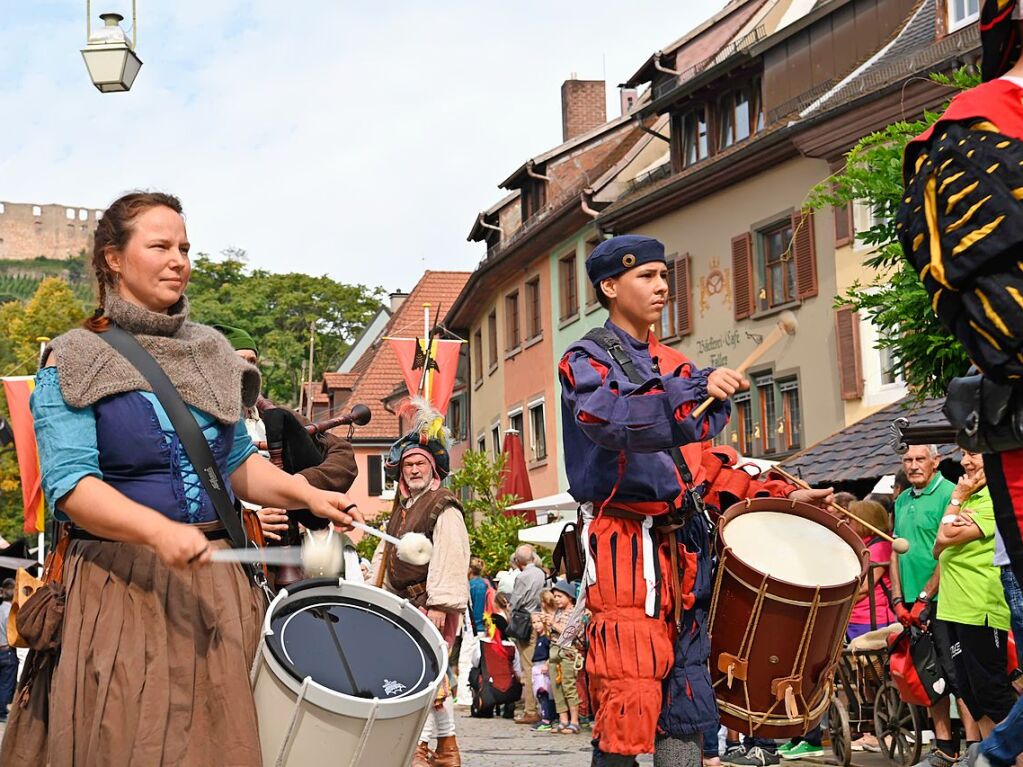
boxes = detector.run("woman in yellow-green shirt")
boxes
[933,449,1016,738]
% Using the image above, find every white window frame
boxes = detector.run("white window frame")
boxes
[527,398,547,461]
[858,309,908,407]
[490,422,502,458]
[948,0,980,32]
[476,433,486,454]
[32,205,41,217]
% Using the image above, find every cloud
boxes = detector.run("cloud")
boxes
[1,1,726,289]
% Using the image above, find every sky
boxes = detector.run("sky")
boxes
[1,1,728,292]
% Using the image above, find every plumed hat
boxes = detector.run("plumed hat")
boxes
[384,396,451,490]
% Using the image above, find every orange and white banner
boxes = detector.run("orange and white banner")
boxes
[387,337,462,416]
[2,377,46,534]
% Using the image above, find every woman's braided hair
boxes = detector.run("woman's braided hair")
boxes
[84,191,184,332]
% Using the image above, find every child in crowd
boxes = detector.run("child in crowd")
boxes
[547,580,581,735]
[529,613,558,731]
[846,499,896,640]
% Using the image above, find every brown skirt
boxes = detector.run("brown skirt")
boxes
[47,538,265,767]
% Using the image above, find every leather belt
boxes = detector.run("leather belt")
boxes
[600,506,685,531]
[404,581,427,600]
[70,521,230,543]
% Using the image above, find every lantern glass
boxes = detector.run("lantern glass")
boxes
[81,44,142,92]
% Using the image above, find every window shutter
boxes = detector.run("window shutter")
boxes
[367,454,383,496]
[835,306,864,400]
[731,233,754,320]
[792,209,818,300]
[834,202,853,247]
[675,253,693,336]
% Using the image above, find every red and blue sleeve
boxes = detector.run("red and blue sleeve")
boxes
[558,350,729,452]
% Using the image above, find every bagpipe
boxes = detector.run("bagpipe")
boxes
[247,403,369,564]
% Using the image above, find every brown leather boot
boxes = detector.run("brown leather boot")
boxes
[432,736,461,767]
[410,741,433,767]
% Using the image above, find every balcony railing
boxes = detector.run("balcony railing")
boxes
[652,25,765,102]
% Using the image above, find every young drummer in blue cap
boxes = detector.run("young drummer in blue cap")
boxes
[558,235,828,767]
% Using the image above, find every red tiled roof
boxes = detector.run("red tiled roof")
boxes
[323,372,357,390]
[328,270,471,441]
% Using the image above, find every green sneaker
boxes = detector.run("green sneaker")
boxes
[781,742,824,760]
[777,742,796,756]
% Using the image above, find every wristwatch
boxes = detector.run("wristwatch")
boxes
[950,498,961,507]
[918,591,931,603]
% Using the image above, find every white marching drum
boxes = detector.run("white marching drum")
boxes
[252,579,448,766]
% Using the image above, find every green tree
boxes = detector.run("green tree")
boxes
[448,450,532,576]
[0,279,89,542]
[185,251,384,404]
[808,69,978,399]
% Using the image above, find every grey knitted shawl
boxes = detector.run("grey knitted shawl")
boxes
[47,292,260,424]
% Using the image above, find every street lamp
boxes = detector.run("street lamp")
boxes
[81,2,142,93]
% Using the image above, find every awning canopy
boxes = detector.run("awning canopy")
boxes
[518,519,572,549]
[507,492,577,513]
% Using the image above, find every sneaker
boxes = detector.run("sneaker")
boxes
[851,735,881,753]
[722,745,748,764]
[777,742,797,756]
[531,721,553,732]
[781,742,824,760]
[964,744,993,767]
[913,749,959,767]
[731,746,781,766]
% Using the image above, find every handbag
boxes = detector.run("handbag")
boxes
[98,326,267,591]
[552,520,584,583]
[504,607,533,643]
[7,532,69,649]
[888,627,947,707]
[943,373,1023,453]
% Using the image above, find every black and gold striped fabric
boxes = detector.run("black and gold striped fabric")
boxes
[897,120,1023,382]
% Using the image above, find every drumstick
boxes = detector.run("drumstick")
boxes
[350,521,434,566]
[767,464,910,554]
[691,311,798,419]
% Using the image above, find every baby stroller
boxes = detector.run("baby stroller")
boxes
[469,617,522,718]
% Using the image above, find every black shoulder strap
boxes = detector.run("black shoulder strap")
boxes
[581,328,696,489]
[98,326,249,551]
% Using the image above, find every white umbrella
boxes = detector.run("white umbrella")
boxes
[518,519,573,550]
[507,491,577,513]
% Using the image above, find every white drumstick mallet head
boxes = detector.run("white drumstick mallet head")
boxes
[395,532,433,565]
[893,537,910,554]
[301,528,344,577]
[349,520,433,566]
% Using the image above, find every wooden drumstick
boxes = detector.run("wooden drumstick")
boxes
[768,464,910,554]
[691,310,798,419]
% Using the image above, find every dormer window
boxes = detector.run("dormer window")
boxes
[718,79,763,150]
[948,0,979,32]
[682,106,709,167]
[522,179,547,220]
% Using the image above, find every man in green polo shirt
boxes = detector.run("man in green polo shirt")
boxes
[892,445,979,767]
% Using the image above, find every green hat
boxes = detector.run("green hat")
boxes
[212,324,258,355]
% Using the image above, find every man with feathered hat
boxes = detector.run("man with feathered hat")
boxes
[370,397,470,767]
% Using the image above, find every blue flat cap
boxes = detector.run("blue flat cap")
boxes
[585,234,666,288]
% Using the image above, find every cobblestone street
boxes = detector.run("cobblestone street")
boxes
[455,709,896,767]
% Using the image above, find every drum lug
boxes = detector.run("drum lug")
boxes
[717,653,747,686]
[771,676,802,719]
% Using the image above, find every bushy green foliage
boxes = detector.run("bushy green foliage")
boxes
[185,251,384,404]
[807,69,980,399]
[449,450,532,575]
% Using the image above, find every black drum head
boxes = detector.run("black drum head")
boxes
[266,594,439,701]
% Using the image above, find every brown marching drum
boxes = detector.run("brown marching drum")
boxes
[708,497,868,737]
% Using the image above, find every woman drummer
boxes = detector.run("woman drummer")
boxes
[8,191,361,766]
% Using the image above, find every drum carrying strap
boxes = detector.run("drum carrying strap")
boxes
[98,326,271,597]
